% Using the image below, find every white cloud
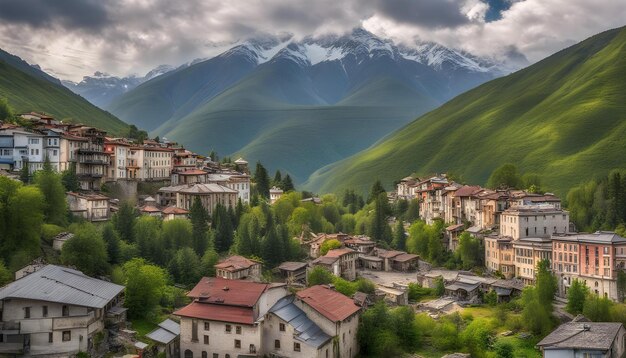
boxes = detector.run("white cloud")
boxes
[0,0,623,81]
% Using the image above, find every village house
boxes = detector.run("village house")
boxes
[207,172,251,204]
[174,277,288,358]
[146,318,180,358]
[66,191,111,222]
[143,146,174,181]
[294,285,361,358]
[396,176,417,200]
[537,320,626,358]
[0,265,125,356]
[312,248,358,281]
[416,176,450,225]
[263,295,333,357]
[552,231,626,301]
[215,255,263,281]
[485,236,515,278]
[158,183,238,216]
[161,206,189,221]
[376,249,419,272]
[270,186,284,204]
[68,126,110,190]
[343,236,376,255]
[277,262,308,285]
[171,169,208,186]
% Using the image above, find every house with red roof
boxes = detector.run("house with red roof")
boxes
[294,285,361,358]
[174,277,287,358]
[311,248,359,281]
[215,255,262,281]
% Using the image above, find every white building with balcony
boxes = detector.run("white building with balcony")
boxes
[0,265,125,356]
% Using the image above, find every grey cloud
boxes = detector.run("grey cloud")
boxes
[372,0,470,28]
[0,0,110,31]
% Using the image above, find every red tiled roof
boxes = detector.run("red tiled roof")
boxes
[187,277,268,306]
[140,205,161,213]
[454,185,483,197]
[174,301,255,325]
[344,237,375,245]
[324,248,356,257]
[161,206,189,215]
[378,250,405,259]
[393,253,419,262]
[296,285,360,322]
[215,255,261,272]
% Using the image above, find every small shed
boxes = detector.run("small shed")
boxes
[146,319,180,358]
[52,232,74,251]
[392,253,419,271]
[277,261,308,284]
[444,279,481,301]
[359,255,383,270]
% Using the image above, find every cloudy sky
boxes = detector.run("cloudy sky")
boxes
[0,0,624,81]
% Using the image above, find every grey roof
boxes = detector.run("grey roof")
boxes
[146,319,180,344]
[445,281,480,292]
[268,296,332,348]
[494,287,512,296]
[537,322,623,351]
[278,262,308,272]
[554,231,626,244]
[0,265,124,308]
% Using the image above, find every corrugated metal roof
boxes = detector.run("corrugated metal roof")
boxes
[269,296,331,348]
[0,265,124,308]
[158,318,180,335]
[146,319,180,344]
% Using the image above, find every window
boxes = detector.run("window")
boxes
[213,354,218,358]
[279,323,286,332]
[275,340,281,349]
[236,326,242,334]
[62,305,69,317]
[24,307,30,319]
[225,324,232,333]
[48,332,53,343]
[42,306,48,317]
[192,319,198,342]
[204,322,210,330]
[204,335,209,344]
[202,352,207,358]
[62,331,71,342]
[294,342,301,352]
[235,339,241,348]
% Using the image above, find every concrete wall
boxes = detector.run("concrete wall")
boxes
[262,312,330,358]
[179,317,261,357]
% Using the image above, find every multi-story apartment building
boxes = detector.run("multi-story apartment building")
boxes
[396,176,418,200]
[104,138,131,181]
[484,236,515,278]
[416,176,449,224]
[552,232,626,301]
[68,126,109,190]
[0,265,124,356]
[143,147,173,181]
[500,205,570,240]
[66,192,111,222]
[512,237,553,285]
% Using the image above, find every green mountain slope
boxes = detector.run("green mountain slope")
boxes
[304,26,626,196]
[0,54,129,135]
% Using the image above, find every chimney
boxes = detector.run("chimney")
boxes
[583,324,591,331]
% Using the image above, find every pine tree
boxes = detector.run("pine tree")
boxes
[102,223,121,264]
[190,196,209,255]
[113,201,137,242]
[369,193,392,243]
[273,170,282,187]
[212,204,234,252]
[367,180,386,203]
[34,156,68,226]
[282,174,295,192]
[393,220,406,250]
[19,160,30,184]
[254,162,270,198]
[262,226,283,268]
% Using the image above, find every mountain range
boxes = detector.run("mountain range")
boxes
[0,49,129,135]
[102,29,507,183]
[304,26,626,196]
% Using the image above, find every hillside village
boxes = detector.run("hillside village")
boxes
[2,113,626,358]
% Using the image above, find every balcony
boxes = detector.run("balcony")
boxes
[80,159,107,165]
[78,173,104,179]
[53,311,97,330]
[77,148,105,154]
[0,320,20,333]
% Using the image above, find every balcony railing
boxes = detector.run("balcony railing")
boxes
[53,311,97,330]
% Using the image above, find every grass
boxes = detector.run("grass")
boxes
[129,317,162,342]
[0,58,129,135]
[304,25,626,197]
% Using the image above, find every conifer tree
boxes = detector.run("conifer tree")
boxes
[282,174,295,192]
[254,162,270,198]
[34,156,68,226]
[190,197,209,255]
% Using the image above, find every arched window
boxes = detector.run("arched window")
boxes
[184,349,193,358]
[202,352,207,358]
